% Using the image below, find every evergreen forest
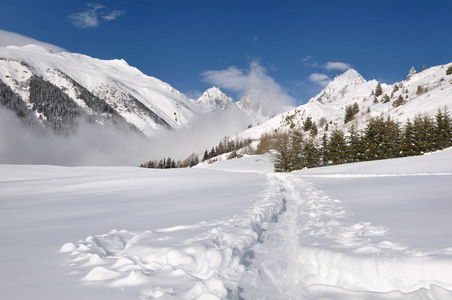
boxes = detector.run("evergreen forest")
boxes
[274,107,451,172]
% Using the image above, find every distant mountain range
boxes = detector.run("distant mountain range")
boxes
[1,43,451,150]
[239,64,452,140]
[0,44,285,138]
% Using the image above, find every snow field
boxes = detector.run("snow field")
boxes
[293,178,452,295]
[2,151,452,299]
[60,173,287,299]
[292,150,452,299]
[0,161,268,300]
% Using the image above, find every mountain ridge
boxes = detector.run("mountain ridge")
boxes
[238,63,452,141]
[1,43,452,158]
[0,44,284,139]
[0,44,196,136]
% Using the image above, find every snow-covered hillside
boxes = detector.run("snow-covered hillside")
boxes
[239,64,452,140]
[1,149,452,299]
[0,44,196,136]
[0,44,287,141]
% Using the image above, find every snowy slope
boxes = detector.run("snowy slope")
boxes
[239,64,452,140]
[1,149,452,299]
[0,44,196,136]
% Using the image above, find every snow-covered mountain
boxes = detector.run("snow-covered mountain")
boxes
[193,87,236,114]
[0,44,196,137]
[239,64,452,140]
[192,86,287,128]
[0,43,286,140]
[312,68,380,104]
[2,40,451,155]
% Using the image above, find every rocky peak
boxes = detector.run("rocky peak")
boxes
[196,87,236,113]
[311,69,368,104]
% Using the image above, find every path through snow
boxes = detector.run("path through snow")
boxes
[240,172,452,299]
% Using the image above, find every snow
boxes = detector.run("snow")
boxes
[1,149,452,299]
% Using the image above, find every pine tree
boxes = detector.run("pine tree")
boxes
[381,94,390,103]
[303,116,313,132]
[364,116,400,160]
[447,65,452,75]
[310,122,318,136]
[202,150,209,161]
[344,105,354,124]
[344,103,360,124]
[434,107,452,150]
[320,133,330,166]
[274,133,292,172]
[352,102,359,114]
[413,114,435,153]
[407,67,417,80]
[375,82,383,97]
[347,125,364,162]
[400,119,419,157]
[393,94,405,108]
[416,85,424,95]
[209,147,216,158]
[328,128,347,165]
[392,84,400,95]
[165,157,172,169]
[302,138,319,168]
[289,130,304,170]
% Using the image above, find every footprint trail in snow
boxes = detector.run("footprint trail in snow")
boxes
[240,173,452,299]
[60,170,452,299]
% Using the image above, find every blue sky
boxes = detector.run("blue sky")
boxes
[1,0,451,105]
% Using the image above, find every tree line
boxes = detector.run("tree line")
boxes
[29,75,83,134]
[140,136,253,169]
[274,106,451,172]
[0,79,35,125]
[140,153,199,169]
[202,136,252,162]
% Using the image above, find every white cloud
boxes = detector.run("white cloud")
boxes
[201,60,295,108]
[103,10,126,21]
[69,3,125,29]
[0,29,67,52]
[324,61,352,72]
[302,55,318,68]
[308,73,331,87]
[301,55,312,62]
